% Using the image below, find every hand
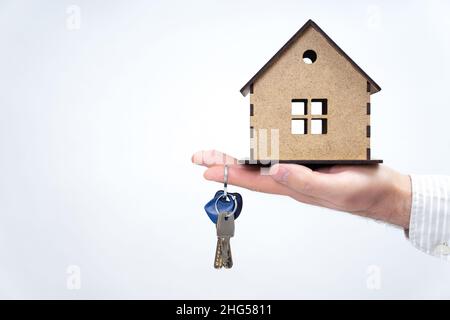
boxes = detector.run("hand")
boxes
[192,150,412,229]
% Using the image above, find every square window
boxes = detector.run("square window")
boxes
[311,99,328,115]
[291,99,307,115]
[311,119,327,134]
[291,119,307,134]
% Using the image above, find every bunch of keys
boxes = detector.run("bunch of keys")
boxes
[204,165,243,269]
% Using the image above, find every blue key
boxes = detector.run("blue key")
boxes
[204,190,243,224]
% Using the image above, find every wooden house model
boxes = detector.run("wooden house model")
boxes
[240,20,382,166]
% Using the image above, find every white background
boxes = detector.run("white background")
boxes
[0,0,449,299]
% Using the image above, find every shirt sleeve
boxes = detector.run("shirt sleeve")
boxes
[408,175,450,258]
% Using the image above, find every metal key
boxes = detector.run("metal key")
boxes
[221,238,232,269]
[215,212,235,269]
[214,238,223,269]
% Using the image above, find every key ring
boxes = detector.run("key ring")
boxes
[214,165,236,217]
[214,193,238,217]
[223,165,228,198]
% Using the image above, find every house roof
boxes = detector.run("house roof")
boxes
[240,19,381,96]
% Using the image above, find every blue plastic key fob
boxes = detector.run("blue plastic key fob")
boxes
[204,190,243,224]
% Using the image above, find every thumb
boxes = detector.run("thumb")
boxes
[269,163,326,196]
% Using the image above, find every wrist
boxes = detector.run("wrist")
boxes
[386,173,412,228]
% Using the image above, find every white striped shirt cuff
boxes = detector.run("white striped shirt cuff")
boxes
[409,175,450,258]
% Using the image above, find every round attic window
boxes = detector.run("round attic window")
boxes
[303,50,317,64]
